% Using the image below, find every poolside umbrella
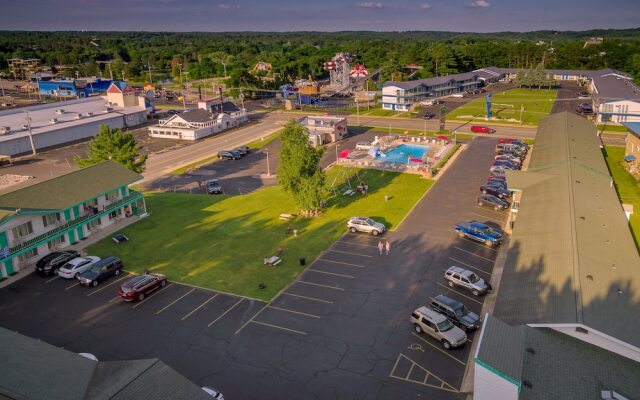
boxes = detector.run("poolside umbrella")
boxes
[437,135,448,140]
[339,149,351,159]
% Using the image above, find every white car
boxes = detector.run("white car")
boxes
[202,387,224,399]
[451,93,465,98]
[355,142,373,150]
[57,256,101,279]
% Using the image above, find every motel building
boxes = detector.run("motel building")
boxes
[0,162,146,279]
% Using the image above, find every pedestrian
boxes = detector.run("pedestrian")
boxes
[377,240,384,256]
[385,240,391,256]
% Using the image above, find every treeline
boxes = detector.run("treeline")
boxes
[1,30,639,86]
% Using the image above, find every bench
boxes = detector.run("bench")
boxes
[279,213,295,220]
[343,189,354,196]
[264,256,282,266]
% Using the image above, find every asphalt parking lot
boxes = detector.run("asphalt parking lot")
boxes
[0,136,505,399]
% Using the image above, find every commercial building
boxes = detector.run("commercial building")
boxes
[597,99,640,123]
[299,115,348,147]
[0,83,147,156]
[623,122,640,173]
[148,100,247,141]
[38,78,121,98]
[7,58,50,80]
[0,161,146,279]
[0,326,212,400]
[473,112,640,400]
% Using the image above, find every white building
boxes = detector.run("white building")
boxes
[148,100,247,141]
[0,83,147,156]
[597,99,640,123]
[299,115,348,147]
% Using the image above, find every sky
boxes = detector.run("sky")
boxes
[1,0,639,32]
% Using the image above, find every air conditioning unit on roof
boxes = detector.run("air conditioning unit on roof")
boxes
[49,118,58,124]
[55,109,65,115]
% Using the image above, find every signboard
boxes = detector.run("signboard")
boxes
[439,104,446,131]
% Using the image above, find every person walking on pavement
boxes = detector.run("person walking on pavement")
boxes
[385,240,391,256]
[377,240,384,255]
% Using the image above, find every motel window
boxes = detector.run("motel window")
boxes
[47,235,66,250]
[18,248,39,262]
[105,190,119,201]
[108,208,123,220]
[42,212,61,228]
[11,221,33,239]
[88,218,102,229]
[84,198,98,208]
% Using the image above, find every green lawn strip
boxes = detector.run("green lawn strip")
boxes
[88,168,433,300]
[597,124,629,134]
[432,144,462,176]
[246,129,282,149]
[603,146,640,250]
[446,88,557,125]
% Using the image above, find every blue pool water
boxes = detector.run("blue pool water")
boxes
[376,144,429,164]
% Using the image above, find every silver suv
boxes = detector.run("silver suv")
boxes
[347,217,386,236]
[444,266,491,296]
[410,306,467,349]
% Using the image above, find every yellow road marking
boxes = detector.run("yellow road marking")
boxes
[389,353,460,392]
[327,249,372,258]
[436,282,484,305]
[208,298,244,328]
[317,258,366,268]
[181,294,219,321]
[280,292,333,304]
[410,333,467,365]
[155,288,196,315]
[448,257,492,276]
[297,281,344,291]
[250,320,306,335]
[87,274,130,296]
[453,247,495,262]
[307,269,354,279]
[267,305,320,319]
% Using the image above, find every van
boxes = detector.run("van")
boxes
[77,256,123,287]
[410,306,467,349]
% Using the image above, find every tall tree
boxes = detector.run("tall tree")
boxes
[75,125,147,173]
[277,121,325,217]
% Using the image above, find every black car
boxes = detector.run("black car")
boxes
[77,256,123,287]
[218,151,240,160]
[429,294,481,332]
[207,179,224,194]
[492,160,520,170]
[232,147,248,156]
[486,178,508,190]
[480,184,512,199]
[576,105,593,115]
[478,194,509,211]
[36,250,80,276]
[423,112,436,119]
[229,149,243,158]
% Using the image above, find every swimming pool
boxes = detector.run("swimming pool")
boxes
[376,144,429,164]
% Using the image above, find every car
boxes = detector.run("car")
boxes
[480,184,512,199]
[217,151,240,160]
[57,256,101,279]
[455,220,503,247]
[36,250,80,276]
[423,111,436,119]
[444,266,491,296]
[428,294,481,332]
[420,99,439,106]
[486,178,508,190]
[578,91,590,99]
[167,109,181,115]
[478,194,509,211]
[576,105,593,115]
[118,273,167,302]
[495,143,526,155]
[410,306,467,349]
[232,147,248,156]
[202,387,225,399]
[489,165,507,177]
[579,102,592,108]
[492,160,519,170]
[451,93,465,98]
[235,145,250,154]
[207,179,224,194]
[355,141,373,150]
[487,175,507,185]
[229,149,243,158]
[77,256,123,287]
[470,125,495,134]
[472,88,484,95]
[496,149,524,160]
[347,216,386,236]
[495,154,522,166]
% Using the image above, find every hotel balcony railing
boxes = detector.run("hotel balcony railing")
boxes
[9,190,144,255]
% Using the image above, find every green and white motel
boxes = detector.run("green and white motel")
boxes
[0,161,146,278]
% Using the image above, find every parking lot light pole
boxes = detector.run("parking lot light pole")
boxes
[266,149,270,177]
[423,116,427,137]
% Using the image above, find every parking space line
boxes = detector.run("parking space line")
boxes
[389,353,459,393]
[436,283,483,305]
[155,288,196,315]
[448,257,491,276]
[87,275,130,296]
[471,212,504,224]
[132,285,171,308]
[411,333,466,366]
[475,206,507,216]
[250,320,306,335]
[453,247,495,262]
[181,294,219,321]
[267,305,321,319]
[45,276,59,284]
[327,249,372,258]
[280,292,333,304]
[297,281,344,291]
[458,237,498,252]
[208,298,244,328]
[336,240,377,248]
[235,304,268,335]
[317,258,366,268]
[65,281,80,290]
[108,296,120,303]
[307,269,354,279]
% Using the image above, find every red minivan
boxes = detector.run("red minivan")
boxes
[470,125,496,134]
[118,273,167,302]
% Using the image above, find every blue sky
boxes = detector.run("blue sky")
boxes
[2,0,639,32]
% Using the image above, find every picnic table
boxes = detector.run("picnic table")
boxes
[264,256,282,266]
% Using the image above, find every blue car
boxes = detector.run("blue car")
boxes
[455,221,503,247]
[493,160,519,170]
[480,184,512,199]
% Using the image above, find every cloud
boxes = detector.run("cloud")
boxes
[465,0,491,8]
[356,2,384,8]
[419,3,432,9]
[217,3,241,10]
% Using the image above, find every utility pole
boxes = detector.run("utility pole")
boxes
[1,76,6,99]
[356,99,360,126]
[266,149,270,176]
[107,62,113,80]
[24,111,37,155]
[520,105,524,125]
[239,89,245,110]
[147,62,153,84]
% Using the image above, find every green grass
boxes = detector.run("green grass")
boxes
[432,144,462,176]
[246,129,282,149]
[446,88,557,125]
[597,124,629,134]
[88,167,433,300]
[603,146,640,250]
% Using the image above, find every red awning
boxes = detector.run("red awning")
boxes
[437,135,448,140]
[339,149,351,159]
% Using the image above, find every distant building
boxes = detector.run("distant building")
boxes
[252,62,272,73]
[38,78,123,98]
[583,36,604,48]
[300,115,348,147]
[7,58,50,80]
[148,100,247,141]
[623,122,640,173]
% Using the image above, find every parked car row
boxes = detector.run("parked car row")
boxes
[217,146,251,160]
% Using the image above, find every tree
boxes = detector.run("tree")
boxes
[277,121,325,217]
[75,125,147,173]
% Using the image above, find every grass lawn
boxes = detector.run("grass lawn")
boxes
[597,124,629,134]
[603,146,640,250]
[88,167,433,300]
[446,88,557,125]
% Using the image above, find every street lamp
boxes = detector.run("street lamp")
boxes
[265,149,271,177]
[335,142,339,163]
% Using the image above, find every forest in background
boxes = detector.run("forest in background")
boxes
[1,30,639,89]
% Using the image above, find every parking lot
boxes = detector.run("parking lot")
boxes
[0,137,506,399]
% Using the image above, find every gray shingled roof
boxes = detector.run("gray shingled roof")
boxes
[495,112,640,348]
[177,109,215,123]
[383,71,479,90]
[475,314,525,385]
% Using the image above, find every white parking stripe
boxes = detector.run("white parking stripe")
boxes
[306,269,354,279]
[453,247,495,262]
[267,305,320,318]
[45,276,59,284]
[181,294,219,321]
[297,280,344,291]
[132,284,172,309]
[448,257,492,276]
[458,237,498,252]
[327,249,372,258]
[65,282,80,290]
[436,282,483,305]
[280,292,333,304]
[208,298,244,328]
[336,240,378,248]
[470,212,504,224]
[475,206,508,216]
[250,320,306,335]
[155,288,196,315]
[316,258,366,268]
[87,274,130,296]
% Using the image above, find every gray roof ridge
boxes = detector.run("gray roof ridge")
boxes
[94,358,161,400]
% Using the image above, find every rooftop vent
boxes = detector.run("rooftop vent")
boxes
[74,114,82,120]
[525,347,535,354]
[105,106,113,112]
[0,126,10,134]
[22,124,29,130]
[55,108,65,115]
[85,112,93,117]
[49,118,58,124]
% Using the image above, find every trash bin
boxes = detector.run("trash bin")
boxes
[299,257,306,266]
